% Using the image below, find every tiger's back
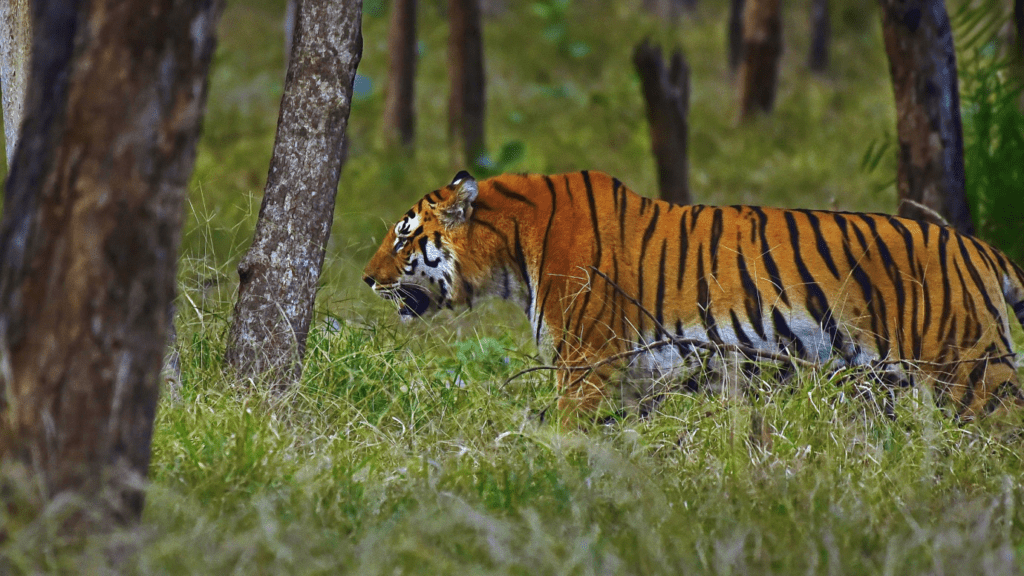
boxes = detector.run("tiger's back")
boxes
[363,171,1024,419]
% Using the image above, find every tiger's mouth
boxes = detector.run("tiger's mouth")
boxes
[396,284,431,318]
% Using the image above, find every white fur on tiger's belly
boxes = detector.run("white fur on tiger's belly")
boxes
[623,312,881,400]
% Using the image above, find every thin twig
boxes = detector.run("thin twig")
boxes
[588,267,669,336]
[899,199,950,227]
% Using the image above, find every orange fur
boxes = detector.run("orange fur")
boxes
[364,171,1024,419]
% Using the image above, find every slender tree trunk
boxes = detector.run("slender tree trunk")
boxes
[383,0,417,149]
[728,0,745,72]
[0,0,222,523]
[737,0,782,119]
[808,0,829,72]
[285,0,297,64]
[1016,0,1023,59]
[0,0,30,167]
[447,0,485,166]
[634,41,692,206]
[879,0,974,234]
[225,0,362,386]
[1015,0,1024,112]
[643,0,694,20]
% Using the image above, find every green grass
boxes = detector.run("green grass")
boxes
[4,0,1024,573]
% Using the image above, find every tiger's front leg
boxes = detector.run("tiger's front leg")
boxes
[554,355,618,426]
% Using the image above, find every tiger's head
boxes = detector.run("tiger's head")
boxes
[362,171,479,319]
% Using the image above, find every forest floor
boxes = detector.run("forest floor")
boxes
[4,0,1024,573]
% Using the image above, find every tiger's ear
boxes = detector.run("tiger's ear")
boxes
[437,171,478,228]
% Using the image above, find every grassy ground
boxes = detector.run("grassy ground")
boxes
[4,0,1024,573]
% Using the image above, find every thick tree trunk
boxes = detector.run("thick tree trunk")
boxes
[728,0,745,72]
[738,0,782,119]
[879,0,974,234]
[808,0,829,72]
[634,41,692,206]
[0,0,30,167]
[383,0,417,149]
[0,0,222,522]
[447,0,485,166]
[225,0,362,385]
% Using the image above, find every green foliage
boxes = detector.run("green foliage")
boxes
[962,64,1024,263]
[472,139,527,178]
[531,0,592,59]
[953,0,1024,263]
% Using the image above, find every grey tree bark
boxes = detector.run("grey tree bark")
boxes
[879,0,974,234]
[383,0,416,149]
[447,0,485,166]
[0,0,222,523]
[0,0,30,167]
[225,0,362,385]
[634,41,692,206]
[737,0,782,119]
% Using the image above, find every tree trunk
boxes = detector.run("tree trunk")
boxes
[447,0,485,167]
[728,0,745,72]
[285,0,297,64]
[879,0,974,234]
[642,0,694,20]
[738,0,782,119]
[1017,0,1023,60]
[383,0,417,149]
[1016,0,1024,112]
[0,0,222,523]
[225,0,362,386]
[1011,0,1019,60]
[0,0,30,168]
[808,0,829,72]
[634,41,692,206]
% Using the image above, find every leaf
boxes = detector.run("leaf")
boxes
[496,141,526,167]
[860,137,891,173]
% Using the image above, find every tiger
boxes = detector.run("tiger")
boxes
[362,170,1024,420]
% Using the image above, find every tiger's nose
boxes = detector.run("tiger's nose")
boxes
[363,275,376,288]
